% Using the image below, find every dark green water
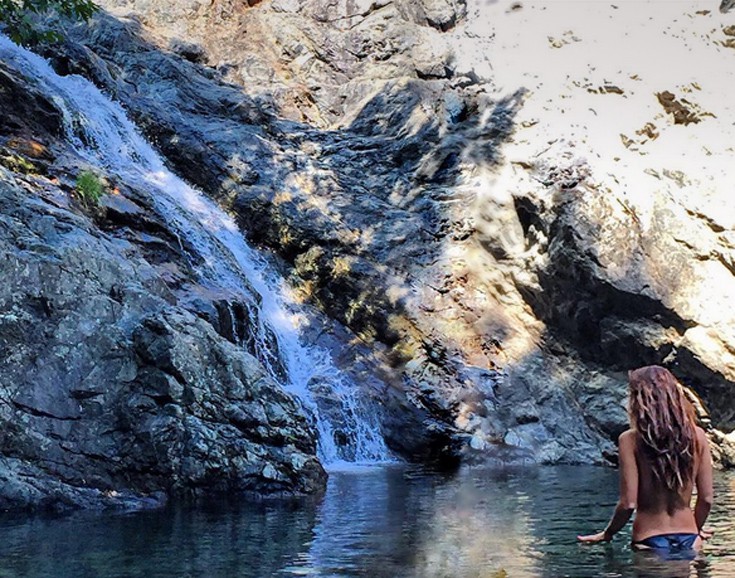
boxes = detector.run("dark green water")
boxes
[0,465,733,577]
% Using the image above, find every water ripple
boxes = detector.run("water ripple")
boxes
[0,466,733,577]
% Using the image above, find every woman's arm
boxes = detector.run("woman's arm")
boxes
[693,427,714,532]
[578,430,638,543]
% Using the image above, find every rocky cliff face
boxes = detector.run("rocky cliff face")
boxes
[3,0,735,513]
[0,60,326,510]
[40,0,621,466]
[79,0,735,463]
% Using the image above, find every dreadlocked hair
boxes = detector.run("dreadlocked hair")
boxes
[628,365,699,512]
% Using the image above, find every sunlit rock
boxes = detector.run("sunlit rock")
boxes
[6,0,735,475]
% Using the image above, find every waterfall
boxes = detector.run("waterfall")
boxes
[0,34,393,467]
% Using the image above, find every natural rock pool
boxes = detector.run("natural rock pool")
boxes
[1,465,733,577]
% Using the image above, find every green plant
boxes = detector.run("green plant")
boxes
[0,0,99,45]
[75,169,105,206]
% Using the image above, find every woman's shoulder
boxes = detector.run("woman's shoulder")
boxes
[618,428,637,442]
[694,426,709,445]
[618,429,638,450]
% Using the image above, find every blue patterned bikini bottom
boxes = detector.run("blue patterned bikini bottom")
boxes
[632,533,699,560]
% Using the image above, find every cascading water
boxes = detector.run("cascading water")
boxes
[0,33,392,467]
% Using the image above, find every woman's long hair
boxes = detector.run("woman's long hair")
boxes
[628,365,699,508]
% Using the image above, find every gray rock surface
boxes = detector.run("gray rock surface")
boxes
[0,63,326,510]
[93,0,466,125]
[48,2,619,466]
[5,0,734,485]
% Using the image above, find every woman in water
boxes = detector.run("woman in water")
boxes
[578,365,714,555]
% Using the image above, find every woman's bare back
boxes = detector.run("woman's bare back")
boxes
[629,427,710,541]
[578,367,714,548]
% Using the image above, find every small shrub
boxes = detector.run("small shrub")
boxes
[75,169,105,206]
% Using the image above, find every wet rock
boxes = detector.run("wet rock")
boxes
[0,62,63,139]
[0,457,167,512]
[127,309,326,495]
[0,175,325,510]
[0,61,325,510]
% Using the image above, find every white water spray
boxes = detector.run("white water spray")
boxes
[0,34,393,467]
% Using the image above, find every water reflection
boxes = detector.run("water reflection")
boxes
[0,498,319,578]
[630,551,712,578]
[0,466,733,577]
